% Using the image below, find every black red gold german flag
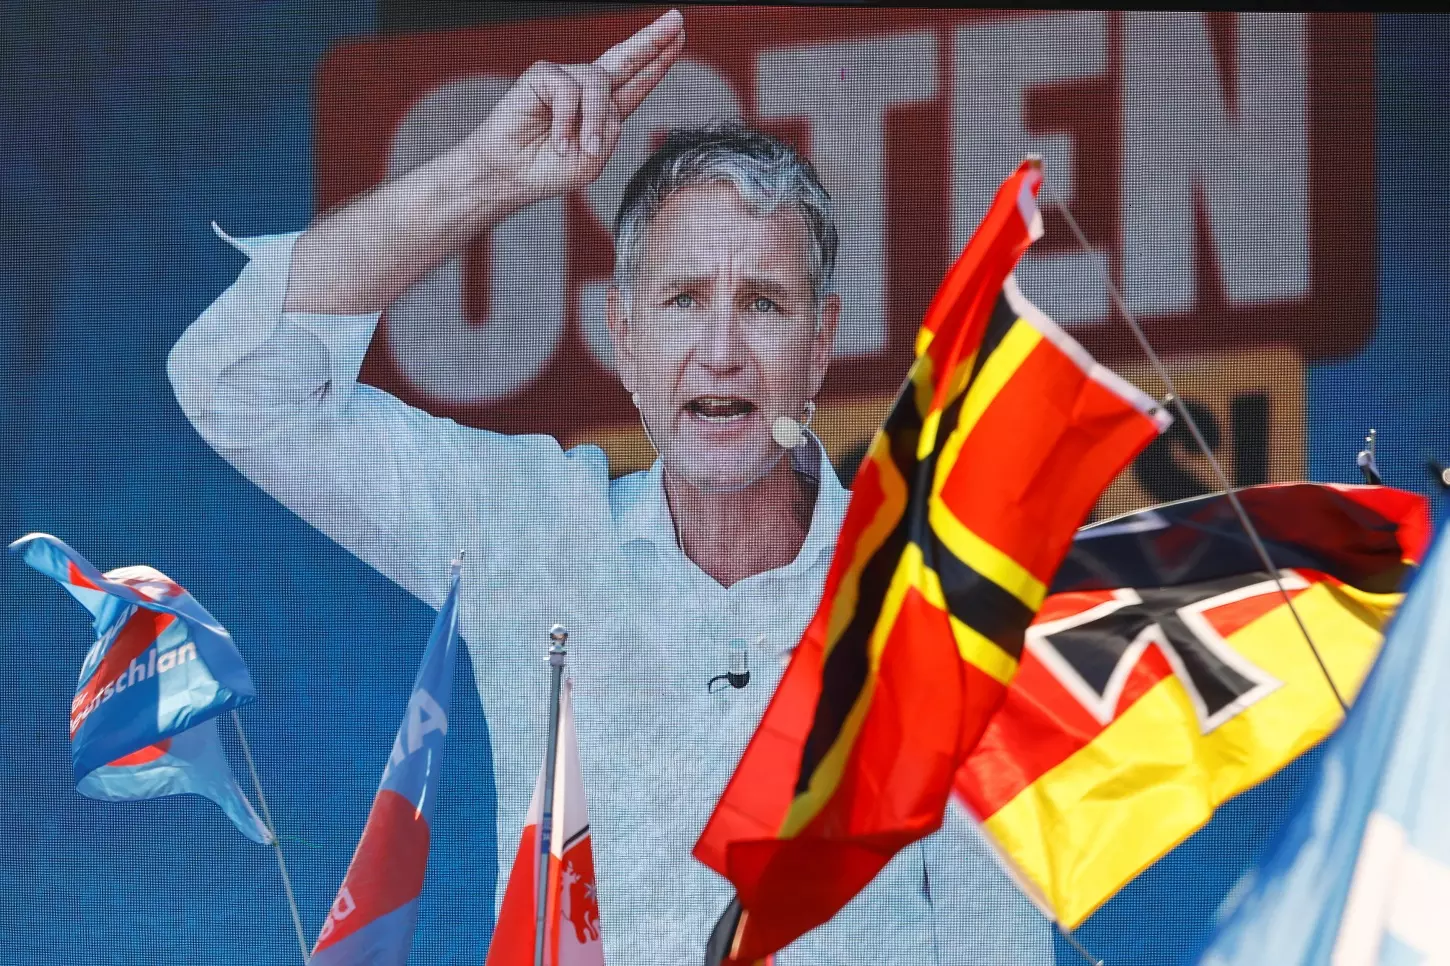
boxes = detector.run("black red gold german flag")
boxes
[695,159,1171,964]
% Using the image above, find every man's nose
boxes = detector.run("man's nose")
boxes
[694,310,749,371]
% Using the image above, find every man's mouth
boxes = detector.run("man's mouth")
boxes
[685,396,756,422]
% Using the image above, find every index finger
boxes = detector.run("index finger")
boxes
[594,8,684,87]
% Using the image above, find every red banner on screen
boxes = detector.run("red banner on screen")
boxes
[314,9,1374,450]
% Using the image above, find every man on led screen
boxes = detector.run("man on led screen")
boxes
[169,9,1052,964]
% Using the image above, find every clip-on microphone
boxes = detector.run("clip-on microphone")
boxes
[708,648,751,693]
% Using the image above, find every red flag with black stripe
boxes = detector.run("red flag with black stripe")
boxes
[694,160,1172,964]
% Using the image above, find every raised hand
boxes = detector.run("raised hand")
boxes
[463,8,686,205]
[285,9,685,315]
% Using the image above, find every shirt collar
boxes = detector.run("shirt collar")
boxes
[614,432,848,577]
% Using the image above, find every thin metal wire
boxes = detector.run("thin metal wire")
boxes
[1051,199,1348,714]
[232,709,312,963]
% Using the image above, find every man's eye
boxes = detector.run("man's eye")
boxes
[751,296,779,314]
[671,293,696,309]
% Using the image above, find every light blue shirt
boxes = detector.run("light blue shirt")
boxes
[168,227,1054,966]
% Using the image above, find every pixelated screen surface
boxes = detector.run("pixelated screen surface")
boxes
[2,4,1447,965]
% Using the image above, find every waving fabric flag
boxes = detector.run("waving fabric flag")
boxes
[11,532,258,778]
[10,532,268,842]
[956,483,1429,930]
[78,718,271,844]
[485,679,604,966]
[694,159,1171,964]
[311,557,463,966]
[1193,511,1450,966]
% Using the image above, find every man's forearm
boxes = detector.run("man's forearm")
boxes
[284,143,532,316]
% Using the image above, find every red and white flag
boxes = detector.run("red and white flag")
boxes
[486,679,604,966]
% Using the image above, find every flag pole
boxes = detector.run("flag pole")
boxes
[231,708,312,964]
[1051,198,1348,714]
[1356,428,1383,485]
[535,624,569,966]
[1056,923,1105,966]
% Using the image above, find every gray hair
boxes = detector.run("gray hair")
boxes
[612,121,838,305]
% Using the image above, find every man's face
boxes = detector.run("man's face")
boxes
[608,183,840,491]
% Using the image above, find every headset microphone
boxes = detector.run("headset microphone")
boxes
[632,391,666,458]
[635,391,816,468]
[771,416,805,449]
[771,400,816,450]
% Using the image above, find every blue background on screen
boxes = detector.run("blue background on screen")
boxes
[1,6,1446,965]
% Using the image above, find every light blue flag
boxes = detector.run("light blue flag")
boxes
[10,532,269,844]
[77,717,272,845]
[310,555,463,964]
[1195,524,1450,965]
[9,532,258,779]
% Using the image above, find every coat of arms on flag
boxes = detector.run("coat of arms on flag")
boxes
[486,677,605,966]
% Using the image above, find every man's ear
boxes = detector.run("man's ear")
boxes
[806,293,841,397]
[606,285,638,394]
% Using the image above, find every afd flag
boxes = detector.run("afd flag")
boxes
[78,718,272,845]
[311,556,463,965]
[1195,523,1450,965]
[10,533,257,779]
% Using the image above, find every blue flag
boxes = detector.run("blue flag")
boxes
[10,533,269,843]
[1194,523,1450,964]
[77,718,272,845]
[311,555,463,965]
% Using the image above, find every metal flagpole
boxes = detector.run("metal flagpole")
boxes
[1051,198,1348,714]
[230,709,311,964]
[1357,429,1383,485]
[1056,923,1106,966]
[535,624,569,966]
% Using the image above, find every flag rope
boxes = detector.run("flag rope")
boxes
[1050,198,1347,715]
[231,709,311,964]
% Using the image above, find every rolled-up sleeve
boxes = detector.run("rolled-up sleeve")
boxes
[168,224,609,609]
[168,226,379,450]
